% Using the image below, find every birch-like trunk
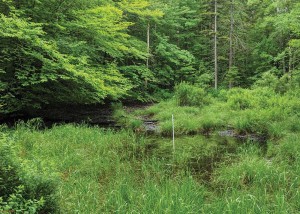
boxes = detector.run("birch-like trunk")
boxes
[146,22,150,88]
[229,0,234,88]
[229,0,234,69]
[214,0,218,89]
[146,22,150,69]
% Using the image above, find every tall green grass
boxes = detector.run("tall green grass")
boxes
[6,124,236,213]
[3,85,300,213]
[133,86,300,138]
[0,129,58,213]
[2,120,300,213]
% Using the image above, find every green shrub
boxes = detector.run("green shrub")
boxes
[0,186,44,213]
[291,70,300,89]
[0,142,22,199]
[152,89,174,101]
[175,82,210,107]
[195,73,213,89]
[226,88,255,110]
[224,66,240,88]
[0,139,59,213]
[276,73,291,93]
[253,71,279,89]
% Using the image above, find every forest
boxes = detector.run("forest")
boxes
[1,0,300,213]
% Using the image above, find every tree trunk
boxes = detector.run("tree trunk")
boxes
[146,22,150,88]
[229,0,234,88]
[288,46,294,83]
[214,0,218,89]
[146,22,150,69]
[229,0,234,70]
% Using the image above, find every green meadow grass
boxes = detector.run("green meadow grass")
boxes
[4,122,300,213]
[132,87,300,139]
[2,86,300,213]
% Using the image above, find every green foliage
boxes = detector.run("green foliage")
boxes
[103,177,207,213]
[175,82,210,107]
[253,71,279,89]
[4,112,300,213]
[119,65,155,101]
[0,141,22,199]
[213,146,278,190]
[195,72,213,89]
[253,71,293,94]
[276,73,291,93]
[134,84,300,138]
[118,0,164,19]
[73,5,145,59]
[227,88,256,110]
[1,0,300,113]
[0,0,156,114]
[0,135,59,213]
[224,66,240,88]
[112,103,143,130]
[269,134,300,166]
[0,186,44,213]
[154,36,196,88]
[4,124,232,213]
[291,70,300,89]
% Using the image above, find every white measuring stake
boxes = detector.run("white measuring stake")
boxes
[172,114,175,152]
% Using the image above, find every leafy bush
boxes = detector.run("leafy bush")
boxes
[0,138,59,213]
[175,82,210,107]
[0,186,44,213]
[226,88,254,110]
[253,71,279,90]
[276,74,291,94]
[224,66,240,88]
[0,142,22,199]
[226,87,277,110]
[195,73,213,89]
[291,70,300,89]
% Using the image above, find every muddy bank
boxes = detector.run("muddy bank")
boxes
[218,130,268,143]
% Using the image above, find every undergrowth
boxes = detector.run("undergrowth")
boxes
[1,121,299,213]
[1,84,300,213]
[135,84,300,138]
[0,130,59,213]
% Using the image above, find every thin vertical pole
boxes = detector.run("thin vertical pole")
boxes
[172,114,175,152]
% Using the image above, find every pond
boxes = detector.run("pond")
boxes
[134,132,267,182]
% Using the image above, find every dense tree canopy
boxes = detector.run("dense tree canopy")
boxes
[0,0,299,114]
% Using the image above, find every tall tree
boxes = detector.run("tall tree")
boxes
[0,0,155,113]
[214,0,218,89]
[229,0,234,70]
